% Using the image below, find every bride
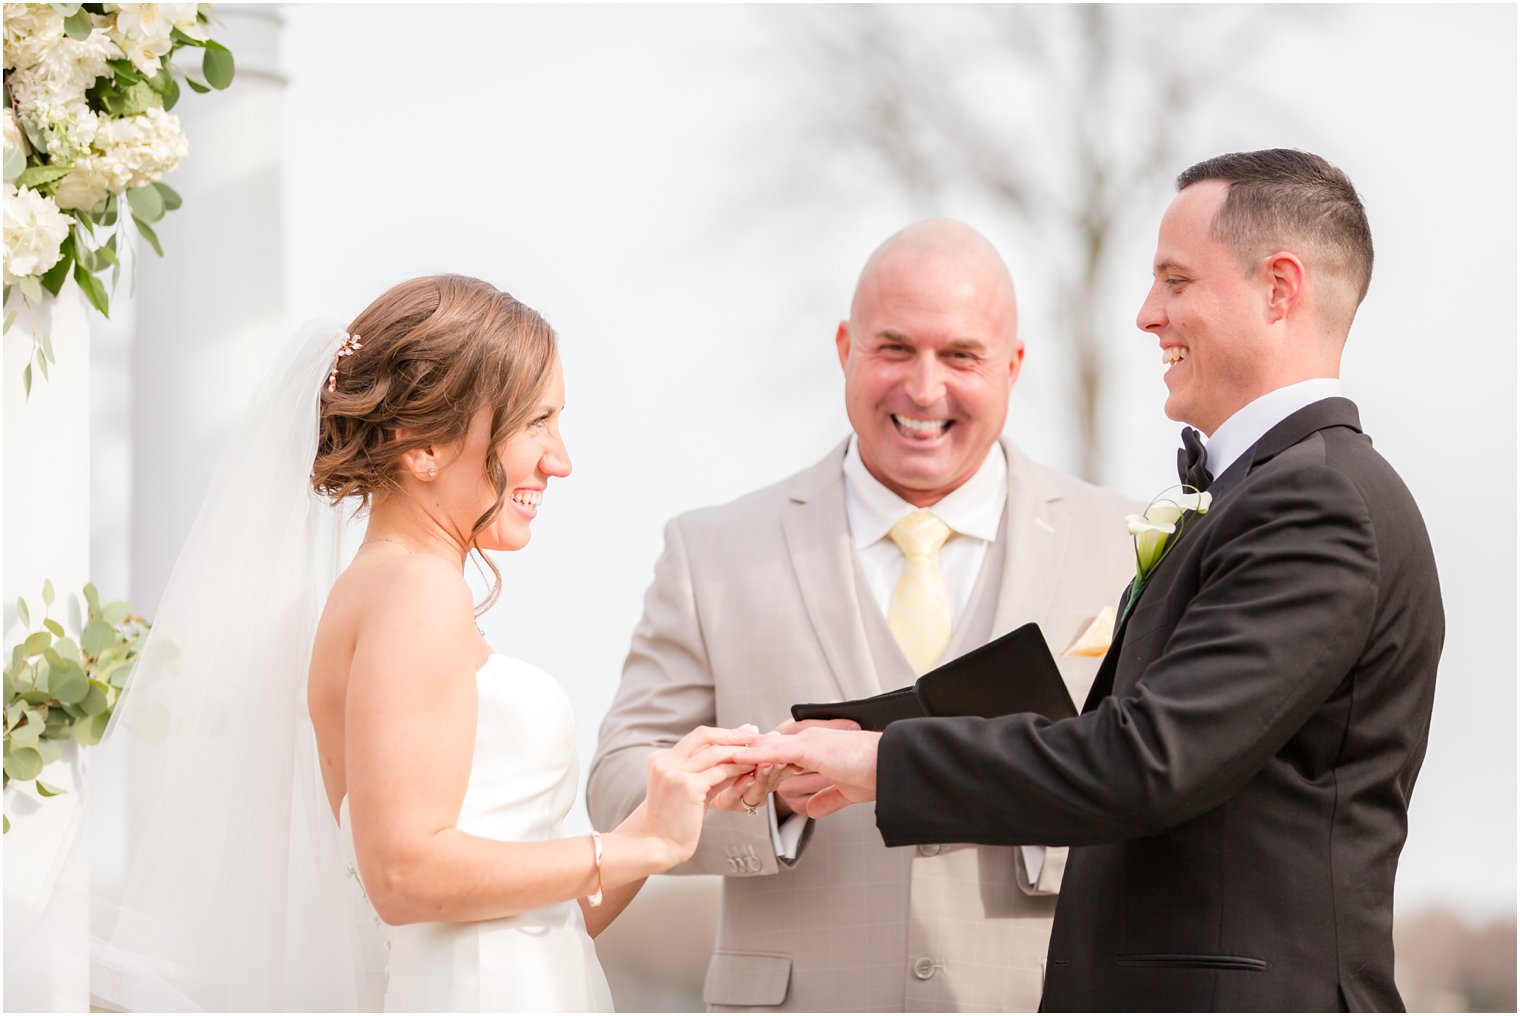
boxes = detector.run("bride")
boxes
[90,275,770,1012]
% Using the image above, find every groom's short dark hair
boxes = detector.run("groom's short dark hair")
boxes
[1179,149,1374,328]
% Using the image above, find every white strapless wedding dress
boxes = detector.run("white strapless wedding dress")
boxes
[339,654,614,1012]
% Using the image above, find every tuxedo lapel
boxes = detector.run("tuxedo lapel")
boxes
[1081,397,1365,713]
[780,441,882,703]
[990,439,1071,636]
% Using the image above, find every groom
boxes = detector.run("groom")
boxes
[736,150,1444,1011]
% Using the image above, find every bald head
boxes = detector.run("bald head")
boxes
[836,219,1025,507]
[850,219,1019,351]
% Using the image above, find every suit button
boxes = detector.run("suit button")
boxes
[744,856,762,873]
[917,843,941,856]
[913,957,937,980]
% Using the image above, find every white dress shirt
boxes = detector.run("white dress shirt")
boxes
[771,439,1013,861]
[1203,378,1345,479]
[843,436,1008,624]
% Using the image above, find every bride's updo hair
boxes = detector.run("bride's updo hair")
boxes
[311,274,557,606]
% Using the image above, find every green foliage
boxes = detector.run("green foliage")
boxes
[3,582,151,830]
[4,6,237,388]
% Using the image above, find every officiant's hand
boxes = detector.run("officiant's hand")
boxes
[735,727,882,819]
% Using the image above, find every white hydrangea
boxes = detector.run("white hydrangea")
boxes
[2,4,67,72]
[53,107,188,210]
[3,183,72,282]
[107,3,203,75]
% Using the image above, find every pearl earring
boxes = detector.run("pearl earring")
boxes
[427,467,436,477]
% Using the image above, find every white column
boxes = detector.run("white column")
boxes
[130,4,289,613]
[3,282,92,1012]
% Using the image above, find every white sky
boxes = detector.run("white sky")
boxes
[275,4,1516,920]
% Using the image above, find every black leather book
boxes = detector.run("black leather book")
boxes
[790,622,1076,731]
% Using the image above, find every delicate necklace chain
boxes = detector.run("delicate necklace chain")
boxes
[357,537,486,637]
[359,537,416,553]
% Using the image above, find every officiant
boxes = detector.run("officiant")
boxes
[588,220,1138,1012]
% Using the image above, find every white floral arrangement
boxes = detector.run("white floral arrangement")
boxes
[3,3,233,391]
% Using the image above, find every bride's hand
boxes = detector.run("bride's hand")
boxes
[615,725,759,871]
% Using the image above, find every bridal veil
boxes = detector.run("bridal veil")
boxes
[89,320,383,1011]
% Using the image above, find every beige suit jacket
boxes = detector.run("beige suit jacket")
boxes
[588,438,1139,1012]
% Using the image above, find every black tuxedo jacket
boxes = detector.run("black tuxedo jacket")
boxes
[876,398,1443,1011]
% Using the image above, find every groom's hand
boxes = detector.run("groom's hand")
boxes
[770,719,860,819]
[736,727,881,819]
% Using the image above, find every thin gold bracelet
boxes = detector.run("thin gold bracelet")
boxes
[587,831,604,908]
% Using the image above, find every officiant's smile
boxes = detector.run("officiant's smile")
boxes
[836,220,1024,508]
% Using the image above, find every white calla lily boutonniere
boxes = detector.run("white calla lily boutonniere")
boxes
[1118,486,1213,625]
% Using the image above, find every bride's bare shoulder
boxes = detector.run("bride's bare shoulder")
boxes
[319,552,478,666]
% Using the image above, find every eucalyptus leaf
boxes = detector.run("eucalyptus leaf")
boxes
[40,326,56,364]
[6,702,24,729]
[108,663,134,689]
[42,579,55,607]
[62,8,91,41]
[52,636,80,663]
[5,746,43,781]
[49,663,88,706]
[8,720,40,749]
[132,217,163,257]
[35,737,59,766]
[73,712,109,746]
[20,689,50,707]
[22,363,32,397]
[159,74,181,112]
[52,4,83,17]
[36,352,49,382]
[16,597,30,629]
[126,185,164,223]
[79,683,109,716]
[152,182,183,211]
[22,632,51,658]
[73,261,110,316]
[102,602,128,624]
[83,582,101,614]
[18,275,43,304]
[19,115,48,153]
[81,619,115,657]
[183,75,210,94]
[202,42,235,89]
[35,779,65,798]
[15,164,72,190]
[43,619,65,638]
[3,147,24,184]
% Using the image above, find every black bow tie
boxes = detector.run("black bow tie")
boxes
[1177,427,1212,492]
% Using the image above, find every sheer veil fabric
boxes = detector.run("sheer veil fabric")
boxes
[90,321,384,1011]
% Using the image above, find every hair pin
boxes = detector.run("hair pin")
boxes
[327,332,364,392]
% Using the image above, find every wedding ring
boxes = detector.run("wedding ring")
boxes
[742,798,760,816]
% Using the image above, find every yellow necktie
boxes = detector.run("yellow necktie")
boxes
[888,511,953,675]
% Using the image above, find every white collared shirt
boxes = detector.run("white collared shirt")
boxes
[771,438,1008,863]
[1202,378,1345,479]
[842,435,1007,625]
